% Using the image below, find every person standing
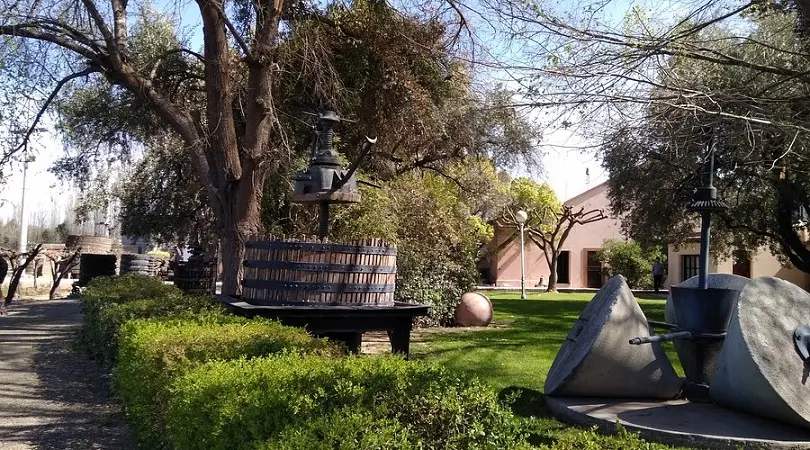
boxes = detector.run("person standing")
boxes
[652,259,665,293]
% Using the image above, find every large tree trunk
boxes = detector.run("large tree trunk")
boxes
[547,250,558,293]
[215,164,266,296]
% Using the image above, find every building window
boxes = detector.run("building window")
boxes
[557,251,570,284]
[681,255,700,281]
[586,251,603,288]
[732,250,751,278]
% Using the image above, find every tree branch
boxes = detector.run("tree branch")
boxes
[80,0,116,52]
[2,67,99,167]
[0,25,104,64]
[149,47,205,79]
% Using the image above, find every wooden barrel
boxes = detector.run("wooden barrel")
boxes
[242,238,396,306]
[174,263,215,295]
[78,253,117,286]
[65,235,113,254]
[120,254,156,276]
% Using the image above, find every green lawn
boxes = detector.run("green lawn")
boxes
[411,291,681,391]
[411,291,690,449]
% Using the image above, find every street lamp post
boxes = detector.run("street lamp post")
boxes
[516,210,528,300]
[18,154,31,258]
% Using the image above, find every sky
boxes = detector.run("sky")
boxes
[0,130,72,224]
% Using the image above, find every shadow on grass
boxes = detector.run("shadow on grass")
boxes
[497,386,566,448]
[498,386,549,418]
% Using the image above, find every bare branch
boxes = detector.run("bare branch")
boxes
[2,67,99,167]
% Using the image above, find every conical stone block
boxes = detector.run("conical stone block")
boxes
[545,275,682,398]
[665,274,750,385]
[711,277,810,428]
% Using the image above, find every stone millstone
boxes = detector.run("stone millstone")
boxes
[454,292,493,327]
[544,275,682,398]
[665,274,750,384]
[710,277,810,428]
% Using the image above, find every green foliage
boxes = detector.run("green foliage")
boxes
[254,409,420,450]
[595,239,665,289]
[116,317,339,449]
[166,354,528,450]
[534,425,665,450]
[0,218,69,249]
[507,178,561,232]
[119,133,216,245]
[82,274,182,304]
[333,170,491,325]
[602,13,810,272]
[79,275,222,364]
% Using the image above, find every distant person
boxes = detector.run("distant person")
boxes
[652,259,665,293]
[173,245,184,264]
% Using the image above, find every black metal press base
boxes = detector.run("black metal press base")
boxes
[217,296,429,356]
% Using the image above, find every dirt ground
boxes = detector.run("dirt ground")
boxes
[360,322,507,355]
[0,298,135,450]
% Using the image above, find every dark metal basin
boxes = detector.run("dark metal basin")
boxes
[670,286,739,333]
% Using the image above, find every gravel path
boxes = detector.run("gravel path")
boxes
[0,298,135,449]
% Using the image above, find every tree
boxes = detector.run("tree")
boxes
[1,244,43,304]
[470,0,810,273]
[600,13,810,273]
[0,0,548,293]
[497,178,607,292]
[595,239,664,289]
[117,133,216,246]
[43,248,80,300]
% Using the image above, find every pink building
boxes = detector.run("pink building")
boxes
[485,181,810,290]
[488,182,624,288]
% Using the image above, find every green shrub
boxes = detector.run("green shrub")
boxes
[595,240,665,289]
[255,409,419,450]
[166,354,528,450]
[535,425,666,450]
[81,293,222,365]
[83,274,183,304]
[116,317,339,449]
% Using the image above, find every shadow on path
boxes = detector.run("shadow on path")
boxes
[0,298,135,450]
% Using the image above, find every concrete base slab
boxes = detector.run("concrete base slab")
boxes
[547,396,810,450]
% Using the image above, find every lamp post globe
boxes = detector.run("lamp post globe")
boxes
[516,210,528,299]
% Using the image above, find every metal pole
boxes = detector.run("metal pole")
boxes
[698,213,710,290]
[698,138,716,290]
[520,222,526,299]
[18,159,29,255]
[318,202,330,239]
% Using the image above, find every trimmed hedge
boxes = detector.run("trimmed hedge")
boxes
[256,409,419,450]
[80,275,530,450]
[83,274,183,304]
[166,354,529,450]
[116,317,340,449]
[79,275,223,365]
[81,294,223,364]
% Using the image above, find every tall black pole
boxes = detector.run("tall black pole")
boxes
[318,202,330,239]
[698,138,716,290]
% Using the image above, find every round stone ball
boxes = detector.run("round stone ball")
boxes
[454,292,493,327]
